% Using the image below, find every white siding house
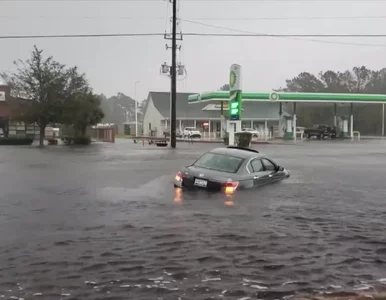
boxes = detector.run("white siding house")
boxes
[142,93,164,136]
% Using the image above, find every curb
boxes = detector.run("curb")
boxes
[176,140,271,145]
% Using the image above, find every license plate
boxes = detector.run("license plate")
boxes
[194,178,208,187]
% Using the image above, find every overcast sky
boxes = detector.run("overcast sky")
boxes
[1,0,386,101]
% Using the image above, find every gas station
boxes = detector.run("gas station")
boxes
[188,64,386,145]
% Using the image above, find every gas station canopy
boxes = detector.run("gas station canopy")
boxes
[188,91,386,104]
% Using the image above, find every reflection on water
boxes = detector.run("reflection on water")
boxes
[173,187,235,207]
[224,199,234,206]
[224,195,234,206]
[173,187,183,204]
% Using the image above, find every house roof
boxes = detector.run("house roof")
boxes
[149,91,287,120]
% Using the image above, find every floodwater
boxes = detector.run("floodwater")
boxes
[1,139,386,300]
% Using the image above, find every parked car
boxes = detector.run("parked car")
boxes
[183,127,202,139]
[163,129,182,138]
[241,128,259,138]
[304,124,337,139]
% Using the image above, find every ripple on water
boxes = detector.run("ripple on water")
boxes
[3,144,386,299]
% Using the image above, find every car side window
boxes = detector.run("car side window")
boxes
[250,159,264,173]
[261,158,276,171]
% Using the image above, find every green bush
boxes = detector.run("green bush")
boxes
[0,137,34,145]
[223,132,229,145]
[235,132,252,147]
[62,136,91,145]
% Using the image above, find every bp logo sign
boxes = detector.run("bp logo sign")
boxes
[270,92,279,101]
[229,70,237,89]
[229,64,242,91]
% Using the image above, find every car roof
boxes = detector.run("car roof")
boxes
[209,146,264,159]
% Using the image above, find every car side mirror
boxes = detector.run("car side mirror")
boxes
[277,166,284,171]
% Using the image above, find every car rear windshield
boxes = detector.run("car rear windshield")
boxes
[192,152,244,173]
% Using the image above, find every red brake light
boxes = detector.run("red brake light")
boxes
[223,181,239,194]
[175,171,183,182]
[224,181,239,188]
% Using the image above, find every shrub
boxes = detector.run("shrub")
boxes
[48,139,58,145]
[62,136,91,145]
[0,137,34,145]
[223,132,229,145]
[235,132,252,147]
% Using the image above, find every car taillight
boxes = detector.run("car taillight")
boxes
[175,171,183,182]
[223,181,239,194]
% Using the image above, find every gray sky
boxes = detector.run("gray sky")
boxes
[1,0,386,101]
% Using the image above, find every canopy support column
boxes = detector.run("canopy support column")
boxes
[350,103,354,139]
[220,101,224,138]
[293,102,297,141]
[382,103,385,137]
[278,102,283,138]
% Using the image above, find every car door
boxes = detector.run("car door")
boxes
[261,158,282,183]
[249,158,272,187]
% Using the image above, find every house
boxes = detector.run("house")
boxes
[142,91,290,137]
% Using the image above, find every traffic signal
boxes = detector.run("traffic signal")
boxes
[229,99,241,120]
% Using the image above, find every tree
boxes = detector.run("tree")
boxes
[99,93,135,124]
[282,72,325,92]
[219,84,230,91]
[283,66,380,94]
[1,46,89,147]
[62,92,104,137]
[281,66,386,135]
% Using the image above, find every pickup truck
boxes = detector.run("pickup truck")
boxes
[304,124,337,139]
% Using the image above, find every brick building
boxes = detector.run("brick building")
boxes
[0,84,11,118]
[0,83,32,136]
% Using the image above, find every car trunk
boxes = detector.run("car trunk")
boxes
[181,166,236,191]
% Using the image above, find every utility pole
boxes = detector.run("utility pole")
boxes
[170,0,177,148]
[160,0,185,149]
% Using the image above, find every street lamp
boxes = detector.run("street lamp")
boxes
[134,80,140,137]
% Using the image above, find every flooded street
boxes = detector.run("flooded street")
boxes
[1,140,386,300]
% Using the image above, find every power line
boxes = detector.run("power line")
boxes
[1,0,386,2]
[181,18,386,47]
[191,15,386,21]
[185,33,386,37]
[2,32,386,39]
[0,33,165,39]
[1,31,386,46]
[3,15,386,21]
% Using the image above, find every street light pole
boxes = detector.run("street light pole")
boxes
[134,80,140,137]
[170,0,177,148]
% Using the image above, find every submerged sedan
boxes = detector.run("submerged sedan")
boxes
[174,146,290,194]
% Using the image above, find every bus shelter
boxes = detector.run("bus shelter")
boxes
[188,91,386,140]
